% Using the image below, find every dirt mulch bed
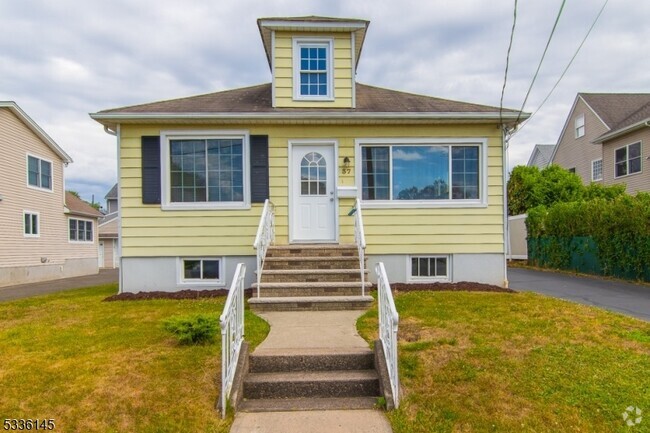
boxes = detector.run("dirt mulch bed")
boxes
[104,288,254,302]
[390,281,515,293]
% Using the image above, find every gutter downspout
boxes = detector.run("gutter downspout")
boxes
[502,125,511,289]
[115,124,123,294]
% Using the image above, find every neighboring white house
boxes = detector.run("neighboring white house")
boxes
[0,101,102,287]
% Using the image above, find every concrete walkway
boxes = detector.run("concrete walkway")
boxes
[0,269,118,302]
[509,267,650,321]
[230,311,393,433]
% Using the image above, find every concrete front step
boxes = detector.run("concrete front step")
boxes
[252,281,372,297]
[238,396,378,412]
[248,295,374,312]
[243,370,380,399]
[250,348,375,373]
[259,269,366,283]
[265,256,362,270]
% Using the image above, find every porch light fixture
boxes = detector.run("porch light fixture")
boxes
[343,156,350,167]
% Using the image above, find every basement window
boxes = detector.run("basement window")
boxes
[180,258,223,285]
[409,256,449,281]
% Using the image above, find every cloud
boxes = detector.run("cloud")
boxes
[393,148,424,161]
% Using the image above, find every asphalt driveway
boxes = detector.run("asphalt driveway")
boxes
[508,267,650,321]
[0,269,118,302]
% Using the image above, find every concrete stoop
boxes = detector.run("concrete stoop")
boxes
[239,348,382,412]
[249,244,373,312]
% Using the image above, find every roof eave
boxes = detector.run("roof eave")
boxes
[593,118,650,143]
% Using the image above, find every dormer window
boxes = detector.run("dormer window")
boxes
[293,38,333,101]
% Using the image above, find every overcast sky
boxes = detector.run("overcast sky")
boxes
[1,0,647,208]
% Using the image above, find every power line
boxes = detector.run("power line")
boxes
[513,0,609,135]
[514,0,567,126]
[499,0,518,128]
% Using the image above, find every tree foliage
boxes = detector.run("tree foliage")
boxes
[507,164,625,215]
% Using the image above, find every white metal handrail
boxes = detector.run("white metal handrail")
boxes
[219,263,246,418]
[376,262,400,408]
[353,198,367,296]
[253,199,275,297]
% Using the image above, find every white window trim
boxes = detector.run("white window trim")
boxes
[614,141,642,179]
[591,158,603,182]
[355,138,488,209]
[23,210,40,238]
[575,114,585,138]
[160,130,251,211]
[178,257,225,287]
[407,255,451,282]
[68,217,94,243]
[25,153,54,193]
[292,37,334,101]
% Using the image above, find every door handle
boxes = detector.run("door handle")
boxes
[330,198,334,202]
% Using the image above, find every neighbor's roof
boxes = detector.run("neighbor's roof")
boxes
[91,83,524,125]
[580,93,650,143]
[526,144,555,169]
[65,192,103,218]
[99,216,118,238]
[257,16,370,70]
[105,183,118,200]
[0,101,73,163]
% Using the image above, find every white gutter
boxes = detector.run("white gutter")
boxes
[593,118,650,143]
[104,125,117,136]
[90,111,527,122]
[258,20,367,30]
[502,126,511,289]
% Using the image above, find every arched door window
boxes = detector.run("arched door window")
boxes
[300,152,326,195]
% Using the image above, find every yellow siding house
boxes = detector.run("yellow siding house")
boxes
[91,16,526,293]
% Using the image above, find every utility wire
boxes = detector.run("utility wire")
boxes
[514,0,567,126]
[499,0,518,128]
[513,0,609,136]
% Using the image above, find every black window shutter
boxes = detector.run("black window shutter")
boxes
[141,136,161,204]
[250,135,269,203]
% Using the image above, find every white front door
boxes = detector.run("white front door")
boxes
[290,144,337,242]
[98,241,105,268]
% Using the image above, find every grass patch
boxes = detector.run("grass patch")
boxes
[358,291,650,433]
[0,284,269,433]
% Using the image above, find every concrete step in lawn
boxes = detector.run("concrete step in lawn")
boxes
[238,396,379,412]
[249,348,375,373]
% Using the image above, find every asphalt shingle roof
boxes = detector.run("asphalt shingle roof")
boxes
[581,93,650,132]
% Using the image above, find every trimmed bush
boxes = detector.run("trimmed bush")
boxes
[163,314,219,345]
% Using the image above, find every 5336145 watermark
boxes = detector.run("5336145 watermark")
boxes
[622,406,642,427]
[3,419,55,430]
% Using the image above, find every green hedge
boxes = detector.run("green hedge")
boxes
[527,194,650,281]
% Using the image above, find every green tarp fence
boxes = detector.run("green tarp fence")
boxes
[528,236,650,282]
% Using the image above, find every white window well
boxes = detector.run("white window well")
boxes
[356,138,487,208]
[293,38,334,101]
[27,154,52,191]
[24,211,39,237]
[160,130,250,210]
[409,256,449,281]
[69,218,93,242]
[575,114,585,138]
[180,258,223,285]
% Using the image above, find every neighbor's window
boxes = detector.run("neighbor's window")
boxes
[24,212,39,236]
[575,115,585,138]
[69,218,93,242]
[27,155,52,190]
[411,256,448,280]
[182,258,221,282]
[294,39,332,99]
[170,138,244,203]
[591,159,603,181]
[615,142,642,178]
[361,144,480,201]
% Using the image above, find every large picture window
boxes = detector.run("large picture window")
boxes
[27,155,52,190]
[615,142,641,178]
[360,142,481,203]
[161,131,249,210]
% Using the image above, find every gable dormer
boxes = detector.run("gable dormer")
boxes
[257,16,369,109]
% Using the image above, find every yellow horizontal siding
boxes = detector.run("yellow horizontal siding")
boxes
[119,123,504,257]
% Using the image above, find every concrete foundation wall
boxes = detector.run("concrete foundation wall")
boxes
[0,257,99,288]
[121,256,257,293]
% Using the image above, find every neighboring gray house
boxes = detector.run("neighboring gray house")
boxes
[526,144,555,169]
[551,93,650,193]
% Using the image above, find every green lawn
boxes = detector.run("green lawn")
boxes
[358,291,650,433]
[0,284,269,433]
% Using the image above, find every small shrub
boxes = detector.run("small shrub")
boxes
[163,314,219,345]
